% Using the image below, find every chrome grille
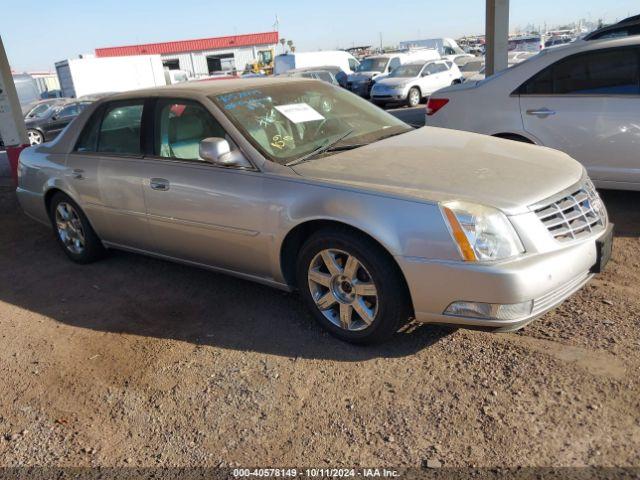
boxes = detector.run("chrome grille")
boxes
[534,180,606,243]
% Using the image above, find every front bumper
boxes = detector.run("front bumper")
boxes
[347,81,372,97]
[371,93,407,103]
[397,228,610,331]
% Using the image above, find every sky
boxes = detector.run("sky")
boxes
[3,0,638,71]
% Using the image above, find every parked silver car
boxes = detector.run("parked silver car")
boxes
[16,78,612,344]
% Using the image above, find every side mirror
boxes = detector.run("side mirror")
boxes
[199,137,251,169]
[51,115,59,121]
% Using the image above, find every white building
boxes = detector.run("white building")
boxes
[95,31,279,77]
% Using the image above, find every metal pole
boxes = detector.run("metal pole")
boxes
[0,35,27,147]
[485,0,510,77]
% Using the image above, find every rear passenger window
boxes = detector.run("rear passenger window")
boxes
[520,47,640,95]
[74,107,103,152]
[154,99,228,161]
[98,102,144,155]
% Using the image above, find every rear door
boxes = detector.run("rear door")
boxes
[69,99,154,250]
[518,46,640,186]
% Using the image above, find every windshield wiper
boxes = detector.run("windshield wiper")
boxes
[285,129,354,167]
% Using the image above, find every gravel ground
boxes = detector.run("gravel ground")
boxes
[0,186,638,469]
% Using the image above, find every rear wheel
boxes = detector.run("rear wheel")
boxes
[49,192,106,264]
[296,228,411,344]
[27,129,43,145]
[407,87,421,107]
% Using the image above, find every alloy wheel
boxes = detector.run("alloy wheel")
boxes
[409,89,420,106]
[55,202,85,254]
[307,249,378,331]
[27,130,43,145]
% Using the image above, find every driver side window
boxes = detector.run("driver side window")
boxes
[154,99,230,161]
[388,58,401,72]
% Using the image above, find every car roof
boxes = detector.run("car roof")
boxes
[584,15,640,40]
[102,77,317,102]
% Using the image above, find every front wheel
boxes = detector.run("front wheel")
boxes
[407,87,421,107]
[296,228,411,344]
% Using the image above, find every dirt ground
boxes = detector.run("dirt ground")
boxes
[0,186,638,469]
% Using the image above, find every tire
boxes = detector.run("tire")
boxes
[27,129,44,146]
[296,227,411,344]
[48,192,106,264]
[407,87,421,107]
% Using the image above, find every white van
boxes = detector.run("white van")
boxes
[346,49,440,97]
[274,51,360,76]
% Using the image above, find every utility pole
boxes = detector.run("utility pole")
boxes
[0,35,27,148]
[0,35,28,186]
[379,32,383,51]
[485,0,510,77]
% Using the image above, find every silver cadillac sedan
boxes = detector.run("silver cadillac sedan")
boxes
[16,78,613,344]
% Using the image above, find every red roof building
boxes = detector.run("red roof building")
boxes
[95,31,279,57]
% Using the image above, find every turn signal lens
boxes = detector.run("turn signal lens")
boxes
[440,201,525,262]
[426,98,449,116]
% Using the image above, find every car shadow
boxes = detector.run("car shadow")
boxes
[0,189,452,361]
[600,189,640,238]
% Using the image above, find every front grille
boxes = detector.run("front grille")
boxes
[534,180,606,243]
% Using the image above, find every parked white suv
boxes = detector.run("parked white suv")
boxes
[371,60,462,107]
[347,50,440,98]
[425,36,640,191]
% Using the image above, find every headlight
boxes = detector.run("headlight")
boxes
[440,201,525,262]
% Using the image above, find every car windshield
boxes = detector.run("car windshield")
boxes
[211,81,412,165]
[389,64,423,77]
[356,58,389,72]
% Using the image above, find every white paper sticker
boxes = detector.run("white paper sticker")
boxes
[275,103,324,123]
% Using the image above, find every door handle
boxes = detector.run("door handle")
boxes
[150,178,170,191]
[71,169,84,180]
[526,108,556,118]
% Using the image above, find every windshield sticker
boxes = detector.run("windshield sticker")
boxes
[218,90,272,111]
[275,103,324,124]
[271,135,294,150]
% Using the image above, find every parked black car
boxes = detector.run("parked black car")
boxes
[25,100,92,145]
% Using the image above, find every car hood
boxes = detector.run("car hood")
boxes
[374,77,413,88]
[291,127,584,215]
[348,71,382,81]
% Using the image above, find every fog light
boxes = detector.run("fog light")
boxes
[444,300,533,320]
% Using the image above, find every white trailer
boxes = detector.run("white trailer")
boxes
[55,55,166,98]
[274,51,360,75]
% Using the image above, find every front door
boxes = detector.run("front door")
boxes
[140,98,272,277]
[519,46,640,186]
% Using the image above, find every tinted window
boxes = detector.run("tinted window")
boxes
[98,102,144,155]
[348,58,359,71]
[425,63,441,75]
[388,57,401,71]
[75,107,103,152]
[57,104,79,118]
[521,48,640,95]
[316,71,334,84]
[154,100,227,161]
